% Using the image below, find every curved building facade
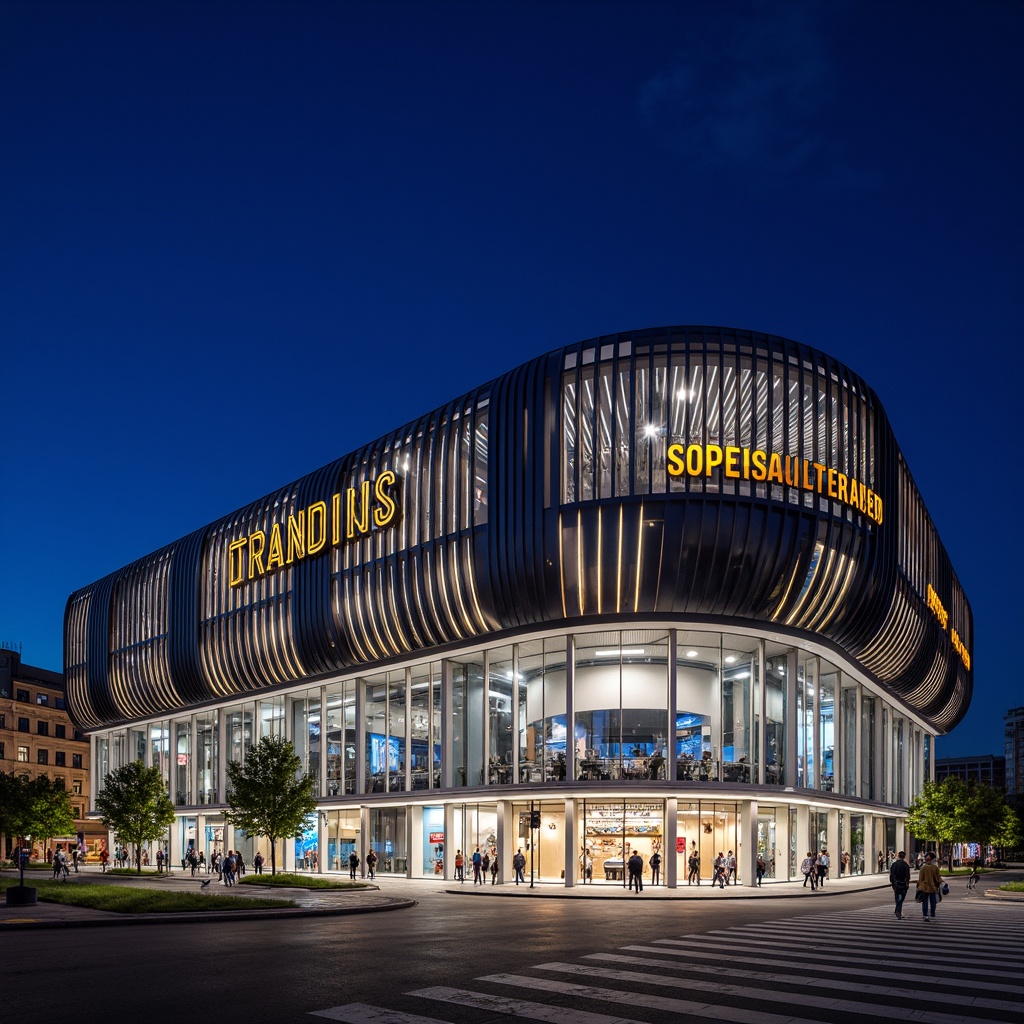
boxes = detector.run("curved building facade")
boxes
[66,326,972,885]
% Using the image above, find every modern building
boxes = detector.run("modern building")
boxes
[65,326,973,885]
[935,754,1005,790]
[1006,707,1024,797]
[0,646,100,858]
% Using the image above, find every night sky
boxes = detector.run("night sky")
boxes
[2,2,1020,757]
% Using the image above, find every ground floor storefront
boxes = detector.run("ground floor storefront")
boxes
[128,792,908,887]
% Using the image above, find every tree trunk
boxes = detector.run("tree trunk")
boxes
[270,838,277,876]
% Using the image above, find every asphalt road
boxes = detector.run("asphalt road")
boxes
[2,880,1022,1024]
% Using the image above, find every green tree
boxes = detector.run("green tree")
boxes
[0,770,31,861]
[907,777,1013,869]
[25,775,76,855]
[225,736,316,875]
[95,761,175,872]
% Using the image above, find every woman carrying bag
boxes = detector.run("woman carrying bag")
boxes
[916,852,943,921]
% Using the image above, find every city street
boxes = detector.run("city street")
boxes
[3,876,1023,1023]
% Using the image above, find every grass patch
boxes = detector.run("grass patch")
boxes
[998,881,1024,892]
[105,868,164,876]
[238,872,367,890]
[0,879,295,913]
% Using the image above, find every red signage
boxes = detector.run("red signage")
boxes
[676,836,686,853]
[429,832,445,844]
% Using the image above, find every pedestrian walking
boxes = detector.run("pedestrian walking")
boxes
[454,849,465,882]
[817,849,829,887]
[713,852,726,888]
[687,846,700,885]
[756,853,766,886]
[348,850,359,880]
[726,850,737,885]
[366,849,377,879]
[472,847,483,884]
[801,852,817,889]
[490,852,499,885]
[649,851,662,886]
[916,852,943,921]
[889,850,910,919]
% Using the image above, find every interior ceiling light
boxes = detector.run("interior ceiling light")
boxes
[595,648,645,657]
[686,650,699,658]
[724,655,737,664]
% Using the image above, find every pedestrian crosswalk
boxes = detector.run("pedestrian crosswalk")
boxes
[310,900,1024,1023]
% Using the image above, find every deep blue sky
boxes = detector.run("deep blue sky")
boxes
[2,1,1020,757]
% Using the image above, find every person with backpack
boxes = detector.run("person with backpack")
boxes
[471,847,483,884]
[889,850,911,918]
[348,850,359,880]
[253,851,264,875]
[801,851,817,890]
[512,848,526,884]
[649,850,662,886]
[366,849,378,879]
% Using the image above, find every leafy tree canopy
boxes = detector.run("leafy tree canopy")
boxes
[225,736,316,875]
[95,760,175,873]
[26,775,76,852]
[907,777,1014,863]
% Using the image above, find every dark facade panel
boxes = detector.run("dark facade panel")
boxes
[65,327,972,732]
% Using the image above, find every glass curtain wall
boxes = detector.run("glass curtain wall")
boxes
[763,645,788,784]
[451,654,485,787]
[195,711,217,804]
[487,646,515,783]
[819,670,836,792]
[410,662,440,790]
[574,631,669,782]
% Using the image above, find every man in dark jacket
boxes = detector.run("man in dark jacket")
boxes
[889,850,911,919]
[627,851,644,893]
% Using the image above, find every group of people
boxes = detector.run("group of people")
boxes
[800,849,831,890]
[889,850,946,920]
[50,845,77,879]
[712,850,738,888]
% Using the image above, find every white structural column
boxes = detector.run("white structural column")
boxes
[565,635,575,783]
[355,679,367,796]
[495,799,511,885]
[563,797,576,887]
[833,672,843,797]
[872,699,884,805]
[756,640,766,785]
[785,650,798,788]
[854,684,863,798]
[796,804,810,869]
[320,684,329,800]
[441,660,454,790]
[775,806,790,880]
[665,797,678,888]
[741,799,758,886]
[359,805,370,879]
[826,808,839,881]
[408,806,423,877]
[443,802,456,881]
[667,631,678,786]
[317,811,326,874]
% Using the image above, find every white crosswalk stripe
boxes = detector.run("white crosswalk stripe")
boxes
[309,900,1024,1023]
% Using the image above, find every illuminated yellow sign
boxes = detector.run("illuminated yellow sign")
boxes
[926,583,971,671]
[666,443,884,525]
[228,471,400,587]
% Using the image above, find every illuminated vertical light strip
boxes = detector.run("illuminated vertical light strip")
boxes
[446,541,475,635]
[435,541,466,641]
[363,566,390,657]
[616,504,624,613]
[385,562,413,654]
[558,511,568,619]
[596,506,603,615]
[768,556,804,621]
[784,541,828,627]
[461,535,492,633]
[633,502,644,614]
[375,563,401,655]
[576,508,585,616]
[342,574,370,664]
[421,548,444,641]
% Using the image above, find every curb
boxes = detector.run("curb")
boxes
[0,896,416,930]
[442,883,893,899]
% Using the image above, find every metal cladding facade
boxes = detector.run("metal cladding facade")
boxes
[65,326,972,734]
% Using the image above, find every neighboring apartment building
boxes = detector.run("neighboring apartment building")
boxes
[0,645,102,857]
[935,753,1006,790]
[1006,706,1024,797]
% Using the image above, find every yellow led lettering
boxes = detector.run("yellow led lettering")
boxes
[705,444,723,476]
[266,523,284,571]
[248,531,266,579]
[667,443,685,477]
[686,444,703,476]
[827,468,837,499]
[308,500,327,554]
[750,449,767,480]
[837,473,848,503]
[286,511,306,563]
[724,446,741,478]
[331,492,342,545]
[767,453,783,483]
[228,538,247,587]
[346,481,372,539]
[374,470,398,527]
